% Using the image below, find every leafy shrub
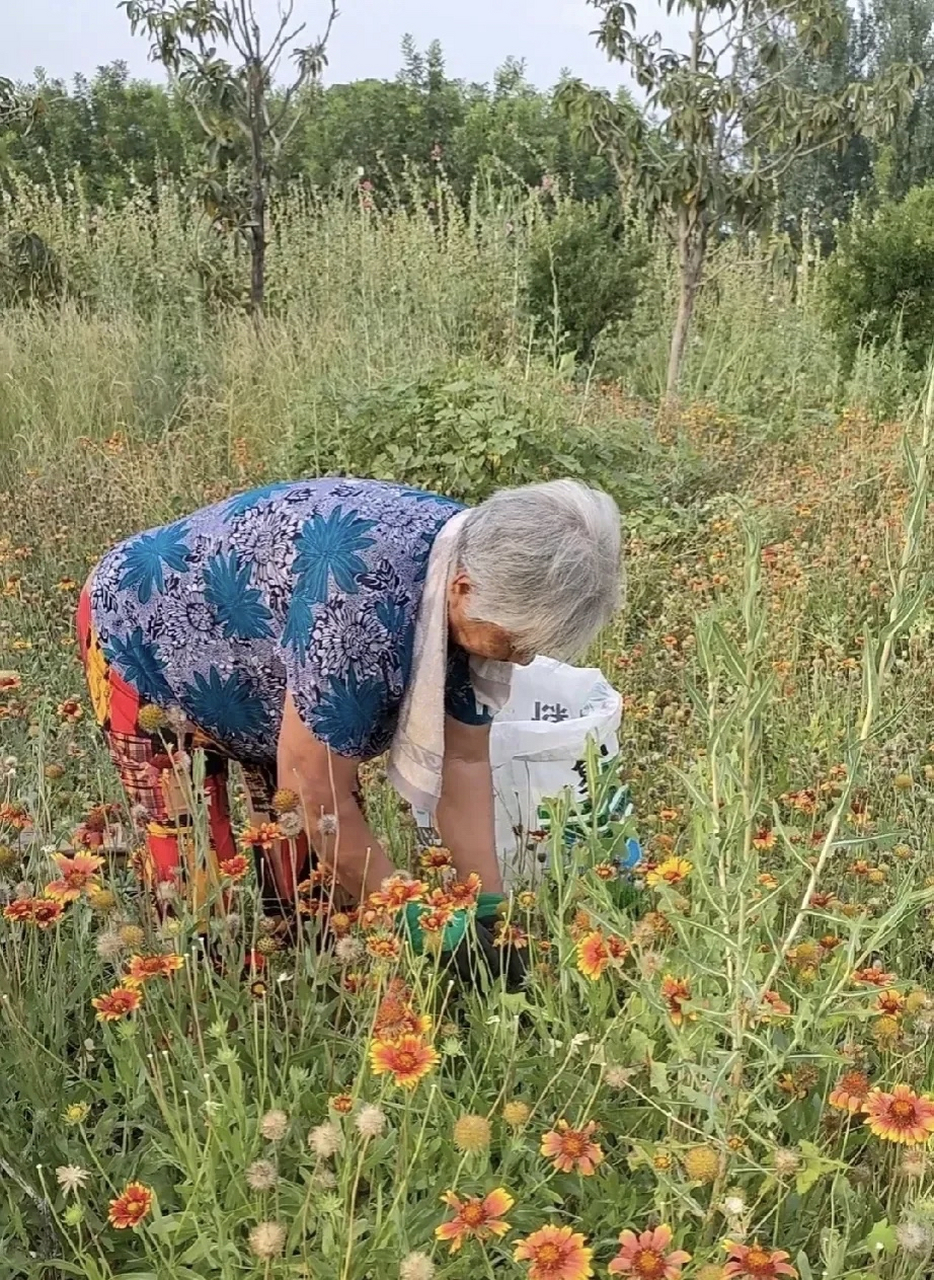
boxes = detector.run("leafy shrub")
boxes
[525,197,648,361]
[824,184,934,371]
[296,359,656,509]
[0,230,63,304]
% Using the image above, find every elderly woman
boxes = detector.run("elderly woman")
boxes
[78,477,622,938]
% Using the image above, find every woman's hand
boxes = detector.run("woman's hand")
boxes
[436,717,503,895]
[277,693,394,901]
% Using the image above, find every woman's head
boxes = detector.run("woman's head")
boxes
[447,479,624,664]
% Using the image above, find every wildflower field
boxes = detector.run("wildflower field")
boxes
[4,185,934,1280]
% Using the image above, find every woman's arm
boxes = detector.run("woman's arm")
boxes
[435,716,503,895]
[277,693,394,901]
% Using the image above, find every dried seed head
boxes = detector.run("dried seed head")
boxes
[245,1160,278,1191]
[355,1104,387,1140]
[400,1252,435,1280]
[248,1221,286,1259]
[260,1109,289,1142]
[308,1122,342,1160]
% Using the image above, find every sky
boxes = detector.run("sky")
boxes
[6,0,686,91]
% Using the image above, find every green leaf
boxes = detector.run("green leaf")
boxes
[864,1219,897,1257]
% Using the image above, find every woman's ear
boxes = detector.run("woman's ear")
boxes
[449,571,472,601]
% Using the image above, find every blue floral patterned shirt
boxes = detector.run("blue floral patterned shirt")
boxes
[89,479,492,762]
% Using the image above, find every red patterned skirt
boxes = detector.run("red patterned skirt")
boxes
[76,586,311,914]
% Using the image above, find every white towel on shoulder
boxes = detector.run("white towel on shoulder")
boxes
[387,509,513,814]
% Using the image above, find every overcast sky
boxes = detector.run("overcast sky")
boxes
[7,0,685,91]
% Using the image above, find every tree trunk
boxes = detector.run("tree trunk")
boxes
[666,208,707,400]
[248,61,266,327]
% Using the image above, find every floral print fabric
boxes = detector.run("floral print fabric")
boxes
[89,479,492,763]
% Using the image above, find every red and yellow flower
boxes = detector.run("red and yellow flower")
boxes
[447,873,482,909]
[540,1119,603,1175]
[3,897,65,927]
[91,984,143,1021]
[124,953,185,986]
[876,989,905,1017]
[609,1225,691,1279]
[45,852,104,902]
[369,1034,439,1089]
[828,1070,870,1113]
[723,1241,797,1280]
[514,1224,594,1280]
[863,1084,934,1144]
[369,875,428,913]
[435,1188,514,1252]
[419,845,454,871]
[108,1181,154,1229]
[646,857,693,888]
[660,975,693,1026]
[853,966,897,987]
[577,931,610,980]
[218,854,250,881]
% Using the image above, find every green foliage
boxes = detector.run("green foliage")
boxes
[297,360,652,509]
[824,183,934,369]
[526,197,649,361]
[560,0,923,394]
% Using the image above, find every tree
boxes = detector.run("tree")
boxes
[558,0,922,397]
[122,0,339,320]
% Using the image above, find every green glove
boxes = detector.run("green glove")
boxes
[476,891,506,922]
[402,901,469,957]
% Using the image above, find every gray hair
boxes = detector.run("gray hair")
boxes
[458,479,624,660]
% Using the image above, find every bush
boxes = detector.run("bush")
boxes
[525,197,648,361]
[824,184,934,371]
[294,359,655,509]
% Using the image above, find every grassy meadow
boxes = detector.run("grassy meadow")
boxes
[3,181,934,1280]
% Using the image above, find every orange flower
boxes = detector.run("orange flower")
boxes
[876,989,905,1017]
[31,898,66,928]
[2,899,35,923]
[757,873,778,889]
[435,1187,514,1252]
[0,671,22,691]
[219,854,250,881]
[366,933,402,961]
[853,966,897,987]
[124,953,185,985]
[331,1093,353,1114]
[594,861,618,880]
[92,984,143,1021]
[373,980,431,1040]
[369,875,428,913]
[761,990,792,1019]
[660,975,693,1026]
[609,1224,691,1279]
[752,827,776,851]
[809,892,836,909]
[577,931,610,981]
[829,1070,870,1113]
[494,922,528,949]
[419,845,454,871]
[369,1034,439,1089]
[646,857,693,888]
[863,1084,934,1144]
[514,1224,594,1280]
[108,1181,154,1229]
[540,1119,603,1175]
[447,873,482,909]
[57,698,83,721]
[243,822,280,850]
[608,936,631,962]
[420,907,455,933]
[45,852,104,902]
[723,1241,797,1280]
